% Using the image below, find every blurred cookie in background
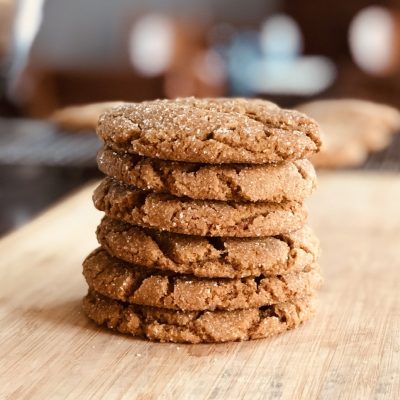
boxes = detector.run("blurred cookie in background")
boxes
[296,99,400,168]
[50,101,124,132]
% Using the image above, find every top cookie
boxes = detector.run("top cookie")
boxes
[97,97,321,164]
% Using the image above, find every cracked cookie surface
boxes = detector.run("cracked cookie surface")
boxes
[82,290,315,343]
[97,217,319,278]
[97,97,321,164]
[97,147,317,202]
[83,248,322,311]
[93,178,307,237]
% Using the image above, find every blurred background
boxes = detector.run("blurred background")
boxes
[1,0,400,235]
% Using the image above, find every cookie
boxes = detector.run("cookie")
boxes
[296,99,400,168]
[83,248,322,311]
[93,178,307,237]
[51,101,124,132]
[97,97,321,164]
[97,217,319,278]
[97,147,317,202]
[82,290,315,343]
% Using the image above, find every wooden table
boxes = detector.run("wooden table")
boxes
[1,172,399,399]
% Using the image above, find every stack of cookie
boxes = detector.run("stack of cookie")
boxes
[82,97,322,343]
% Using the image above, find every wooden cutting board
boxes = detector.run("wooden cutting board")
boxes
[1,172,399,400]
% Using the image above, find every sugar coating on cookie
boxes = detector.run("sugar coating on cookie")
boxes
[97,147,317,202]
[97,97,321,164]
[93,178,308,237]
[82,290,316,343]
[96,217,319,278]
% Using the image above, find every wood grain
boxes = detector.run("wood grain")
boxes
[0,172,400,400]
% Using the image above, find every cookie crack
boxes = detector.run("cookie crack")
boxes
[275,233,316,266]
[293,161,309,181]
[247,304,282,337]
[206,237,226,252]
[230,208,291,231]
[218,173,244,197]
[144,159,175,190]
[157,275,176,305]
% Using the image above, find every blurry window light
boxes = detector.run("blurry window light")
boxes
[208,23,236,46]
[129,14,174,77]
[247,57,336,95]
[193,49,226,86]
[225,30,260,96]
[260,14,303,57]
[8,0,45,101]
[349,6,396,75]
[245,13,335,95]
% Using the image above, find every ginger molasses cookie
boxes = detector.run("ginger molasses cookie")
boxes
[97,147,317,202]
[96,217,319,278]
[83,290,315,343]
[93,178,307,237]
[51,101,124,132]
[83,248,322,311]
[296,99,400,168]
[97,97,321,164]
